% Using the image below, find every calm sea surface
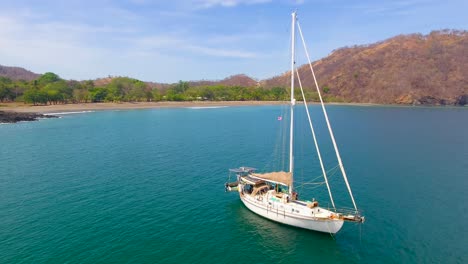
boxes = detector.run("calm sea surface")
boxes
[1,105,467,263]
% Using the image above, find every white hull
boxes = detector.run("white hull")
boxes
[225,12,364,235]
[239,192,344,234]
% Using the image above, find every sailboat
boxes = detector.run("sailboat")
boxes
[225,12,364,234]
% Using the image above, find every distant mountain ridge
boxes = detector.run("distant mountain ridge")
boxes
[188,74,259,87]
[262,29,468,105]
[0,65,40,81]
[1,30,466,105]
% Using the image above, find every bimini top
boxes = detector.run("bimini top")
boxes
[250,171,292,186]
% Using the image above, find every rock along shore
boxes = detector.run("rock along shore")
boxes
[0,111,58,123]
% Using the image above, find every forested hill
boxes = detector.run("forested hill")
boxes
[0,30,466,105]
[262,30,468,105]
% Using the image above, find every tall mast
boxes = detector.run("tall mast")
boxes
[289,11,296,195]
[296,22,359,212]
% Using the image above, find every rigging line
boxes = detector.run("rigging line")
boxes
[296,20,358,212]
[325,166,340,179]
[296,182,326,191]
[295,67,336,209]
[226,171,232,183]
[278,104,288,171]
[296,168,340,191]
[296,165,340,191]
[300,182,326,185]
[282,104,288,171]
[264,117,281,172]
[277,104,285,171]
[310,167,338,183]
[265,104,288,172]
[301,184,327,192]
[297,181,324,188]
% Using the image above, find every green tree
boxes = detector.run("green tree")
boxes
[89,87,108,102]
[105,77,143,101]
[201,87,215,100]
[67,80,87,103]
[0,77,13,102]
[12,80,29,101]
[37,72,61,86]
[270,87,287,100]
[23,89,48,105]
[165,89,185,101]
[82,80,95,90]
[174,81,189,94]
[126,81,147,101]
[73,89,89,103]
[0,86,13,102]
[150,89,161,101]
[43,81,72,104]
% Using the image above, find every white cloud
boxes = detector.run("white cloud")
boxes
[195,0,272,8]
[0,10,261,82]
[186,45,257,58]
[130,34,259,58]
[0,13,125,79]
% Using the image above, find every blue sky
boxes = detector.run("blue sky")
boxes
[0,0,466,83]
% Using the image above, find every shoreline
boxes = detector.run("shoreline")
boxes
[0,101,464,114]
[0,101,287,113]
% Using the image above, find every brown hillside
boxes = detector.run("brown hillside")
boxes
[93,77,114,86]
[93,76,169,90]
[2,30,466,105]
[0,65,40,81]
[262,30,468,105]
[189,74,258,87]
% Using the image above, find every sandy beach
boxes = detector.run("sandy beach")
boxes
[0,101,289,113]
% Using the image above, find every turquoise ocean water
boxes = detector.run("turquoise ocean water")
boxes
[1,105,467,263]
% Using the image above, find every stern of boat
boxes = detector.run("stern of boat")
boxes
[225,181,239,192]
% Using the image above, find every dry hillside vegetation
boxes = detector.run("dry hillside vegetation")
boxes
[262,30,467,105]
[0,65,40,81]
[1,30,466,105]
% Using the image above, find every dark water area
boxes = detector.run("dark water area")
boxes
[1,105,467,263]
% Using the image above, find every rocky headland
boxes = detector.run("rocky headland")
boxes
[0,111,57,123]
